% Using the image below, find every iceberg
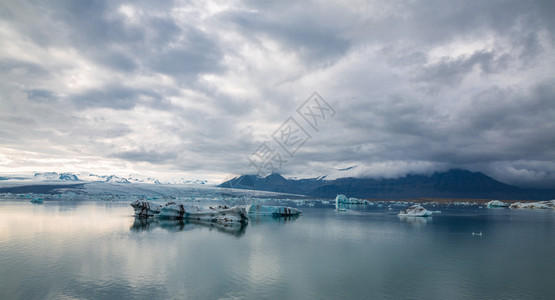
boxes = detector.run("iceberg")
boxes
[335,194,347,211]
[130,200,163,217]
[398,205,432,217]
[30,197,43,204]
[245,204,302,216]
[335,194,367,205]
[158,203,248,225]
[509,200,555,209]
[486,200,510,208]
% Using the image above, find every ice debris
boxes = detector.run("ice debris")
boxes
[486,200,509,208]
[398,205,432,217]
[509,200,555,209]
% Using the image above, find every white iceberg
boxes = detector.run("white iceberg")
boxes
[398,205,432,217]
[335,194,367,205]
[158,203,248,224]
[245,204,302,216]
[130,200,163,217]
[509,200,555,209]
[335,194,348,211]
[486,200,510,208]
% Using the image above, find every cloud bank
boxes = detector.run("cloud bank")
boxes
[1,0,554,187]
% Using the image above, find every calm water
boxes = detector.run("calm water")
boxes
[1,199,554,299]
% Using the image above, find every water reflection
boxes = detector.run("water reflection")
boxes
[249,215,301,225]
[3,200,555,299]
[130,217,248,237]
[398,215,432,225]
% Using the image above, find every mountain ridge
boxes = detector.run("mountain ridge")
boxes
[217,169,555,200]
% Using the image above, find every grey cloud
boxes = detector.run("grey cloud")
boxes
[0,60,51,79]
[111,148,178,164]
[147,32,223,77]
[223,6,351,66]
[70,86,172,110]
[25,89,56,102]
[94,51,137,72]
[1,0,555,187]
[415,50,511,89]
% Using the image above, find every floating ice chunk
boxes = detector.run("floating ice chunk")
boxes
[158,203,248,224]
[509,200,555,209]
[245,204,302,216]
[335,194,368,204]
[130,200,162,217]
[398,205,432,217]
[472,231,483,236]
[335,194,348,211]
[336,194,347,202]
[30,197,43,204]
[486,200,509,208]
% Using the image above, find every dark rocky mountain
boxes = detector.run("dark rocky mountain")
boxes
[217,169,555,200]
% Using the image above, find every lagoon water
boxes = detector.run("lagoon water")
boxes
[1,199,554,299]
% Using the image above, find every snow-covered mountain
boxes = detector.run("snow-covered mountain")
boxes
[126,174,160,184]
[33,172,62,180]
[20,172,206,185]
[163,178,208,185]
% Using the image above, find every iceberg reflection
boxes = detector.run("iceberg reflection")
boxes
[249,214,301,225]
[398,215,431,225]
[130,217,247,237]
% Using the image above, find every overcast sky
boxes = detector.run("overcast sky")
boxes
[1,0,554,187]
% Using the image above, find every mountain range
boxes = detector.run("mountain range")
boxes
[0,172,207,185]
[218,169,555,200]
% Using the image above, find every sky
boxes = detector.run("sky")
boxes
[1,0,554,187]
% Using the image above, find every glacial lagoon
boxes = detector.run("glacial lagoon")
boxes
[1,199,554,299]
